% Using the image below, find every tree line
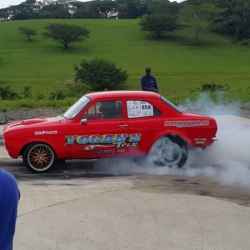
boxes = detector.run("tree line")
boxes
[0,0,250,41]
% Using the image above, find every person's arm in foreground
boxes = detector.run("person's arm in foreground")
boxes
[0,170,20,250]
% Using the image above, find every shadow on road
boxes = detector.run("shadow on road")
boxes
[0,159,124,181]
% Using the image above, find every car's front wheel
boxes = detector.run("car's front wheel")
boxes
[23,143,56,173]
[147,135,188,168]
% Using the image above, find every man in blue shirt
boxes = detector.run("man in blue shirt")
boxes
[0,170,20,250]
[140,67,159,93]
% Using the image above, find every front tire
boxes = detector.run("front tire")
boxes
[23,143,56,173]
[147,135,188,168]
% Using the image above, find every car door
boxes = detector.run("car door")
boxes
[125,99,163,156]
[66,99,130,159]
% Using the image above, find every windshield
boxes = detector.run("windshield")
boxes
[160,96,183,113]
[63,96,91,119]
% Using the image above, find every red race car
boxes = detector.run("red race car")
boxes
[3,91,217,173]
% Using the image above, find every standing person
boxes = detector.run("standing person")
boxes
[140,67,159,93]
[0,170,20,250]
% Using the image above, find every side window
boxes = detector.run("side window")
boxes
[99,100,123,119]
[82,104,96,120]
[82,100,123,120]
[127,100,161,118]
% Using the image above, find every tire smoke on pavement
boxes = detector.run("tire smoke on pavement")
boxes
[96,93,250,189]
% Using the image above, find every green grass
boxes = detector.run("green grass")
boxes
[0,19,250,109]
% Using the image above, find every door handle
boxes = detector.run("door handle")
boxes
[119,124,128,127]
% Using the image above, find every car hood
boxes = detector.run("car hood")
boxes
[3,116,63,131]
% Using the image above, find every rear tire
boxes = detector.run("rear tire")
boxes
[147,135,188,168]
[23,143,56,173]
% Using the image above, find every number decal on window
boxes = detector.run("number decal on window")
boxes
[127,101,154,118]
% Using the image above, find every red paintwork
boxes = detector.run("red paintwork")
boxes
[3,91,217,160]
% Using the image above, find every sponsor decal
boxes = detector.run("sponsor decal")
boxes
[65,133,141,152]
[164,120,209,128]
[195,141,205,144]
[195,138,207,144]
[35,130,58,135]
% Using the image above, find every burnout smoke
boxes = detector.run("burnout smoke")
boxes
[178,92,241,116]
[189,125,250,188]
[97,93,250,189]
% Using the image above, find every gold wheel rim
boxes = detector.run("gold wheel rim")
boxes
[28,144,54,171]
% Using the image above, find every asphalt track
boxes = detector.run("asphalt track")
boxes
[1,117,250,250]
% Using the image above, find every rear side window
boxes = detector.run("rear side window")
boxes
[160,96,183,113]
[127,100,161,118]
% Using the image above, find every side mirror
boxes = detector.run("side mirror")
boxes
[80,118,87,124]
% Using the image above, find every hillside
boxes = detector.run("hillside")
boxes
[0,19,250,108]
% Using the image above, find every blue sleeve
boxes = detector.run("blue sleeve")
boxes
[153,77,158,90]
[140,77,146,90]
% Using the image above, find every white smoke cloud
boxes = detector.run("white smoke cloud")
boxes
[96,93,250,189]
[188,125,250,188]
[178,92,241,116]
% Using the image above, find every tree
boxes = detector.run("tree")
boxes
[18,26,37,41]
[40,2,71,19]
[117,0,148,19]
[53,7,71,19]
[74,59,128,91]
[12,0,39,20]
[179,3,226,45]
[0,10,8,19]
[212,0,250,40]
[72,0,117,19]
[147,0,181,15]
[42,23,90,50]
[38,10,55,19]
[236,20,250,41]
[73,4,100,19]
[139,13,178,38]
[88,0,117,18]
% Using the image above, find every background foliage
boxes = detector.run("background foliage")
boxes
[74,59,128,91]
[42,23,91,49]
[0,18,250,109]
[139,14,178,38]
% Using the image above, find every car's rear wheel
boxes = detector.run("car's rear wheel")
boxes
[147,135,188,168]
[23,143,56,173]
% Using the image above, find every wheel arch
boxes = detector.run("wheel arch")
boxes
[165,134,190,149]
[149,130,191,153]
[20,140,57,158]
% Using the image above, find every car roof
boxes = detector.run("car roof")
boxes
[86,90,160,100]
